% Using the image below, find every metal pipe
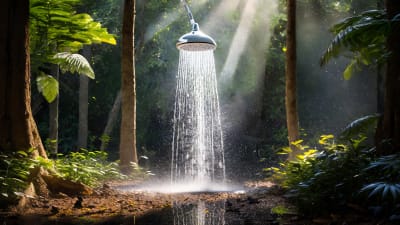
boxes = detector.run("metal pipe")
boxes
[181,0,196,25]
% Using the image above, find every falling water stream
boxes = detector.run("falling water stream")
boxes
[171,49,225,186]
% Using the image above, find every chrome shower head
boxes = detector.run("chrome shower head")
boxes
[176,23,216,51]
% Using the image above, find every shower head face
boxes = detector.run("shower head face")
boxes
[176,29,217,51]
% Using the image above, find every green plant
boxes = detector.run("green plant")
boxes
[271,205,290,215]
[360,154,400,218]
[268,134,374,216]
[0,150,36,207]
[54,149,127,186]
[320,10,390,79]
[0,149,148,208]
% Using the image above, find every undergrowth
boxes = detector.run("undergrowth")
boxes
[0,149,146,207]
[267,115,400,221]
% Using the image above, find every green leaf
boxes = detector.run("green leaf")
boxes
[36,73,59,103]
[16,151,28,157]
[53,52,95,79]
[339,114,380,140]
[343,59,357,80]
[320,9,389,76]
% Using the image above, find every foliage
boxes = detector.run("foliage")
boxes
[339,114,380,141]
[53,52,95,79]
[360,154,400,217]
[53,149,127,186]
[30,0,116,102]
[30,0,116,58]
[268,116,400,219]
[320,9,400,79]
[268,134,373,215]
[0,149,146,207]
[0,150,36,207]
[36,72,59,103]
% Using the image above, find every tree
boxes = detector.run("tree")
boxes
[0,0,46,157]
[78,46,91,149]
[285,0,300,159]
[378,0,400,155]
[120,0,138,173]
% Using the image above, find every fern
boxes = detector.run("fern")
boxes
[360,182,400,202]
[53,52,95,79]
[320,10,392,79]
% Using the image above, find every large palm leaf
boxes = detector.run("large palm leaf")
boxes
[37,52,95,103]
[320,10,394,79]
[53,52,95,79]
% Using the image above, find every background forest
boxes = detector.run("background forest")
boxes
[2,0,400,223]
[31,0,377,178]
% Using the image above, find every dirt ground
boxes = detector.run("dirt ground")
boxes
[0,180,391,225]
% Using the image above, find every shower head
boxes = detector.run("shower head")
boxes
[176,23,217,51]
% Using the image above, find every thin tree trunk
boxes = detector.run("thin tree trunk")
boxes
[100,91,121,151]
[48,64,59,156]
[285,0,300,160]
[376,0,385,114]
[78,46,91,150]
[120,0,137,173]
[0,0,46,157]
[377,0,400,155]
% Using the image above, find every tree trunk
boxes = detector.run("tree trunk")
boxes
[100,91,121,151]
[78,46,91,150]
[0,0,46,157]
[48,64,59,156]
[377,0,400,155]
[120,0,138,173]
[285,0,300,160]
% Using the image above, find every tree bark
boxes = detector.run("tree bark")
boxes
[0,0,46,157]
[78,46,91,150]
[120,0,138,173]
[285,0,300,160]
[377,0,400,155]
[48,64,59,156]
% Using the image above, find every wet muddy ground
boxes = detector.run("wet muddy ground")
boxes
[0,181,387,225]
[1,181,304,225]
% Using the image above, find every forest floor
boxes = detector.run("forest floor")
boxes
[0,180,387,225]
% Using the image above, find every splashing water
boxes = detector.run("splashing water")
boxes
[171,49,225,186]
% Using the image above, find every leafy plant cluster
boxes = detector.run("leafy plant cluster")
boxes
[268,117,400,220]
[1,149,144,207]
[320,9,400,80]
[0,151,36,207]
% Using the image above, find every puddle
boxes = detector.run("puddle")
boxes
[133,199,278,225]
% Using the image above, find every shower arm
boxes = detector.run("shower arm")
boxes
[181,0,199,30]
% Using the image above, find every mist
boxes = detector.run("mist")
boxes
[296,2,377,137]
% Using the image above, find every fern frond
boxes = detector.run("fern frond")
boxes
[53,52,95,79]
[320,10,388,67]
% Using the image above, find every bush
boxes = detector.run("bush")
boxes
[268,134,400,220]
[0,150,36,207]
[1,149,146,207]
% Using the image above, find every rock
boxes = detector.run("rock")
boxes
[73,196,83,209]
[50,206,59,214]
[247,196,260,204]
